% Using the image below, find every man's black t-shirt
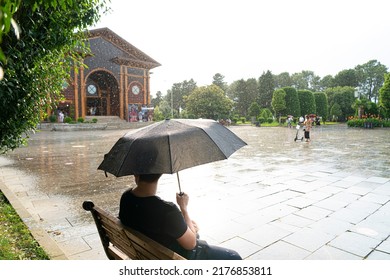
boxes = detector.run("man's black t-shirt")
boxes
[119,189,188,250]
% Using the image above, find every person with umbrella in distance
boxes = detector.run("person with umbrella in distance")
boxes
[304,114,313,142]
[98,119,247,260]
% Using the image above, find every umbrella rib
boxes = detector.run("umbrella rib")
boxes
[115,128,149,176]
[116,140,136,176]
[198,127,229,159]
[167,133,174,173]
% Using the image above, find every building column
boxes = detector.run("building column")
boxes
[74,65,79,120]
[146,70,151,105]
[143,69,147,105]
[125,67,129,122]
[80,65,86,118]
[119,65,124,120]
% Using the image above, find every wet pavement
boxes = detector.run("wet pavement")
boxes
[0,124,389,260]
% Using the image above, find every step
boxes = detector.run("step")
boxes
[85,116,126,123]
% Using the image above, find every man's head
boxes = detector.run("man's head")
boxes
[135,174,162,183]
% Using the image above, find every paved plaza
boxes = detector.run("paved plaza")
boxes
[0,123,389,260]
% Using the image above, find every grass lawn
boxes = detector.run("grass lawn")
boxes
[0,191,50,260]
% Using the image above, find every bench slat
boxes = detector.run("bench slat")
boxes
[123,229,184,260]
[83,201,186,260]
[97,214,162,259]
[100,214,181,260]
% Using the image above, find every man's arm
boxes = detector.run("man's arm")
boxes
[176,193,197,250]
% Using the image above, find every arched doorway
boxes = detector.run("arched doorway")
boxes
[85,71,120,117]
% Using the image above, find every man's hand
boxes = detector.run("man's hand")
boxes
[192,220,200,233]
[176,192,189,212]
[175,192,198,249]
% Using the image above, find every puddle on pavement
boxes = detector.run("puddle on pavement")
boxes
[1,126,389,219]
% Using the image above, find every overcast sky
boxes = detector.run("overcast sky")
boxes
[93,0,390,95]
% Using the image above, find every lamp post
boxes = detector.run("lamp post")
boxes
[171,91,173,118]
[147,71,153,105]
[354,87,363,119]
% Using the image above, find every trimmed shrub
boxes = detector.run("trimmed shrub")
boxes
[49,115,57,123]
[64,116,72,123]
[347,116,389,128]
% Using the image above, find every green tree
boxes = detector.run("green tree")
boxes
[283,87,301,117]
[352,98,369,119]
[355,59,388,102]
[0,0,108,153]
[365,101,379,116]
[165,79,197,117]
[231,79,256,117]
[291,70,321,91]
[319,75,335,91]
[0,0,21,79]
[310,75,322,92]
[272,89,286,122]
[225,80,238,100]
[246,78,258,114]
[379,73,390,118]
[333,90,356,121]
[152,105,164,121]
[314,92,328,122]
[330,103,342,122]
[352,97,379,119]
[212,73,228,93]
[151,91,164,108]
[352,97,378,118]
[274,72,293,88]
[298,89,316,116]
[259,108,273,123]
[232,79,247,116]
[326,86,355,121]
[185,84,233,120]
[248,102,261,119]
[334,69,358,87]
[291,72,308,90]
[257,70,275,108]
[156,100,172,119]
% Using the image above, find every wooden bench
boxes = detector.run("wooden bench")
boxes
[82,200,186,260]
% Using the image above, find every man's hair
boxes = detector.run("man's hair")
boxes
[138,174,162,183]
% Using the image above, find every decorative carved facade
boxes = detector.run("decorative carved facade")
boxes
[60,27,160,121]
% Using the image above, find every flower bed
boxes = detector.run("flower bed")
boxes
[347,116,390,128]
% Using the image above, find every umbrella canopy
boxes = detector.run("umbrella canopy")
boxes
[98,118,247,177]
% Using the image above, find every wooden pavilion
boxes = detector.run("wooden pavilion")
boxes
[59,27,160,122]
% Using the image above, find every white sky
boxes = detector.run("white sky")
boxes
[93,0,390,95]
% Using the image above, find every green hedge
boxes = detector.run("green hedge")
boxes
[49,115,57,123]
[64,116,72,123]
[347,118,390,128]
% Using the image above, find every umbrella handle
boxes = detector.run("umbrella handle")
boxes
[176,172,183,195]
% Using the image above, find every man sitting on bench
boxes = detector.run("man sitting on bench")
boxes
[119,174,242,260]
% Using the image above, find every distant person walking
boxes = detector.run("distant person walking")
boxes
[58,110,64,123]
[304,115,313,142]
[287,116,293,128]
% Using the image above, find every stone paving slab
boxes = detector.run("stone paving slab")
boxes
[0,124,390,260]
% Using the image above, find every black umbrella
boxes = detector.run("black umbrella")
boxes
[98,118,247,192]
